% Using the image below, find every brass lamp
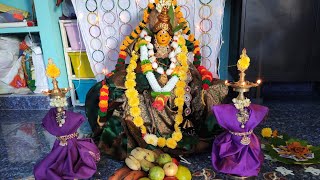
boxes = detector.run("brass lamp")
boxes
[43,58,70,127]
[225,49,261,100]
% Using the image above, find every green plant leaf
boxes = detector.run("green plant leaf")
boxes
[169,5,175,28]
[144,27,154,36]
[173,22,186,33]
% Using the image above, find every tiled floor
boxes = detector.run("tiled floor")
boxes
[0,100,320,179]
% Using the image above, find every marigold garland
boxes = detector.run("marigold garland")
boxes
[96,1,218,148]
[98,83,109,115]
[125,39,188,149]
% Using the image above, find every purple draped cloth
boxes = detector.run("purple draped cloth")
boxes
[34,108,100,180]
[211,104,268,177]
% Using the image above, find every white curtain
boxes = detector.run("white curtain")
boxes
[71,0,225,81]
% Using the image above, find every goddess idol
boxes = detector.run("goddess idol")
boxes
[86,0,228,159]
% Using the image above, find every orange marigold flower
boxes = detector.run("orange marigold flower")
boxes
[99,100,108,108]
[120,45,127,50]
[119,50,127,56]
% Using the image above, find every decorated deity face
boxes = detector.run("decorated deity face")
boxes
[156,30,171,47]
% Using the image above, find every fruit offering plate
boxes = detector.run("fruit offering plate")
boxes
[109,147,192,180]
[262,129,320,165]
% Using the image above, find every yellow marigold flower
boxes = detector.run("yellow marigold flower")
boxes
[128,98,139,107]
[174,97,185,107]
[237,55,250,71]
[175,6,181,12]
[177,108,183,114]
[130,106,141,117]
[177,36,186,46]
[176,81,186,88]
[179,72,187,81]
[175,115,183,125]
[157,137,166,148]
[174,87,185,96]
[133,117,144,127]
[125,89,138,98]
[174,124,180,132]
[144,134,158,146]
[172,131,183,141]
[261,128,272,138]
[125,80,136,89]
[181,46,188,53]
[166,138,177,149]
[46,60,60,79]
[126,72,136,80]
[141,64,153,73]
[140,125,147,134]
[177,53,187,62]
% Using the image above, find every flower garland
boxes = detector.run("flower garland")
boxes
[112,0,212,91]
[125,46,187,149]
[232,98,251,128]
[50,97,68,108]
[98,82,109,117]
[138,30,187,93]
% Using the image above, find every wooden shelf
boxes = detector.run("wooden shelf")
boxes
[70,76,95,80]
[66,48,86,53]
[0,26,40,34]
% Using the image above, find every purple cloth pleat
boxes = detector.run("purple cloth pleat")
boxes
[34,108,99,180]
[211,104,268,177]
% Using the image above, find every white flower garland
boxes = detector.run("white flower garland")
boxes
[50,97,68,108]
[232,98,251,128]
[139,30,183,93]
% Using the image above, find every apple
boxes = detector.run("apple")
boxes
[139,178,151,180]
[171,158,179,166]
[156,153,172,166]
[149,166,165,180]
[175,165,192,180]
[163,162,178,176]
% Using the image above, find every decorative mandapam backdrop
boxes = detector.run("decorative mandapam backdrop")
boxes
[71,0,226,81]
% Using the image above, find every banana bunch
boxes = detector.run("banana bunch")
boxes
[125,147,158,172]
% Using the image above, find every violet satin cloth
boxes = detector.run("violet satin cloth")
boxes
[34,108,99,180]
[211,104,268,177]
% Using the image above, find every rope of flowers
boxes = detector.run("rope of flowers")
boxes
[98,0,214,119]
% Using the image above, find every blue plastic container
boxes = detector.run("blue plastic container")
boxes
[72,79,96,104]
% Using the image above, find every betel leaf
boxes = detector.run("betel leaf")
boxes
[144,27,154,36]
[169,5,175,28]
[173,22,187,33]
